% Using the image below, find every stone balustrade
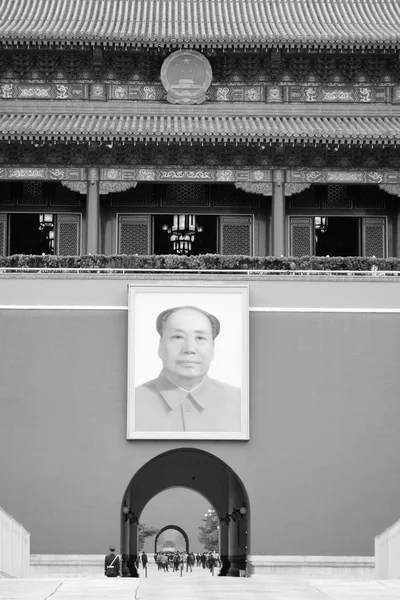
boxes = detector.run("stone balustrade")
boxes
[375,517,400,579]
[0,507,30,578]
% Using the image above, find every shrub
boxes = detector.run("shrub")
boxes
[0,254,399,272]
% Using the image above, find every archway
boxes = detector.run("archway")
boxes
[120,448,250,577]
[154,525,189,553]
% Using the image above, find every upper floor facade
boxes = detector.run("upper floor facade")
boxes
[0,0,400,260]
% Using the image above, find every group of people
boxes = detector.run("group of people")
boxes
[105,546,220,578]
[154,550,220,572]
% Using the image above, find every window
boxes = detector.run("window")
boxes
[153,215,217,255]
[9,214,55,255]
[315,217,360,256]
[290,216,386,258]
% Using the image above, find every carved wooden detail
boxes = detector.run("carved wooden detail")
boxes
[235,182,272,196]
[378,184,400,197]
[0,141,399,172]
[99,181,137,195]
[61,181,138,194]
[61,182,87,194]
[0,50,398,86]
[285,183,311,196]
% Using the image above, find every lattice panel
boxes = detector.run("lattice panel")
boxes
[0,215,6,256]
[220,217,252,255]
[355,187,385,209]
[119,222,150,254]
[111,185,158,206]
[19,181,46,205]
[323,185,352,209]
[51,183,80,206]
[57,215,80,256]
[215,185,260,207]
[290,186,320,209]
[290,218,313,257]
[363,218,385,258]
[0,182,14,205]
[162,184,209,206]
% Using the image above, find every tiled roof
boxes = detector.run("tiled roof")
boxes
[0,0,399,50]
[0,114,399,146]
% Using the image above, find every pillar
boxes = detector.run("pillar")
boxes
[227,474,247,577]
[394,192,400,258]
[121,516,130,577]
[128,523,139,577]
[86,167,100,254]
[271,169,286,256]
[218,521,230,576]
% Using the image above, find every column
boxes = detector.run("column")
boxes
[394,191,400,258]
[271,169,286,256]
[227,474,247,577]
[128,523,139,578]
[86,168,100,254]
[121,516,130,577]
[218,521,230,576]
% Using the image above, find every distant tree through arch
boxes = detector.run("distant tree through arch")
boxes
[154,525,189,553]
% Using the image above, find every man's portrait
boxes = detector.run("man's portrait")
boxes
[127,284,249,440]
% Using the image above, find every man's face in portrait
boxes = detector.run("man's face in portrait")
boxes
[158,308,215,388]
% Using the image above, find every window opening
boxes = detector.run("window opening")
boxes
[315,216,359,256]
[154,215,217,255]
[9,213,55,255]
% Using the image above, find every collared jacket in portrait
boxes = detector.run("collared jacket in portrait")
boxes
[135,369,241,432]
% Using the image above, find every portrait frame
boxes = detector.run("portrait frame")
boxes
[127,283,249,440]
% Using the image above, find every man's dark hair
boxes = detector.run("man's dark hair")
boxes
[156,305,220,340]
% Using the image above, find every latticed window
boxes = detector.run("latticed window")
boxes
[290,216,386,258]
[0,213,81,257]
[118,214,253,256]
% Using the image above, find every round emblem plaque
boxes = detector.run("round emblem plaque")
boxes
[161,49,212,105]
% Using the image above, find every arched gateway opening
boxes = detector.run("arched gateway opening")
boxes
[120,448,250,577]
[154,525,189,553]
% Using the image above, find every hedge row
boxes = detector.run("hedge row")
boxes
[0,254,400,271]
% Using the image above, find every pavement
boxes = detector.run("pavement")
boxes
[1,564,400,600]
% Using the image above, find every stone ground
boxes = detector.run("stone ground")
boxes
[1,563,400,600]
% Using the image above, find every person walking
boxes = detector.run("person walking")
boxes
[200,552,207,569]
[161,553,168,572]
[141,551,148,570]
[104,546,120,578]
[187,552,194,572]
[173,552,180,572]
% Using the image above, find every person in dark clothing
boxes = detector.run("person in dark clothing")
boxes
[104,546,120,577]
[141,551,148,568]
[200,553,207,568]
[187,552,194,572]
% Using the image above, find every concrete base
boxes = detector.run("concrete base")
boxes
[249,556,375,579]
[30,554,375,579]
[30,555,105,578]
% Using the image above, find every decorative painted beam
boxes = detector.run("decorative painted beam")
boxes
[0,167,86,180]
[0,82,394,104]
[287,171,400,184]
[101,167,273,183]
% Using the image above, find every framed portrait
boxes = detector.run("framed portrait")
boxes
[127,283,249,440]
